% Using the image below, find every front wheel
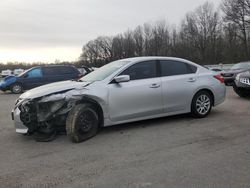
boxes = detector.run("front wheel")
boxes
[66,104,99,143]
[191,91,212,118]
[10,83,23,94]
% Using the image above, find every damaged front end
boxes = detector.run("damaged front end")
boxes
[13,88,89,139]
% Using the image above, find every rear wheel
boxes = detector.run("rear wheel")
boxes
[66,104,99,143]
[233,85,250,98]
[10,83,23,94]
[191,91,212,118]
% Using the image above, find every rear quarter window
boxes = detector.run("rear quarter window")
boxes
[188,64,197,73]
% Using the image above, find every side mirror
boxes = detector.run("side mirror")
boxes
[114,75,130,83]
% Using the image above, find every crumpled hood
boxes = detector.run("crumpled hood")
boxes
[20,80,91,99]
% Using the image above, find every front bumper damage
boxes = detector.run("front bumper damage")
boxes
[12,108,28,134]
[12,88,90,135]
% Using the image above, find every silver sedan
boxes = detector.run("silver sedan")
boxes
[12,57,226,142]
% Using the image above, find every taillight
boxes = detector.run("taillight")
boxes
[213,74,224,83]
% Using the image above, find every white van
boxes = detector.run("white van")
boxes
[13,69,24,76]
[1,70,12,77]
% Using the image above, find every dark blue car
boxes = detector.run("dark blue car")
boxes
[0,65,82,94]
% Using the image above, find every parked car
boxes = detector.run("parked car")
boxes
[233,70,250,97]
[13,69,25,76]
[210,68,223,72]
[77,66,93,76]
[221,62,250,86]
[1,69,12,77]
[12,57,226,142]
[0,65,82,94]
[204,66,223,73]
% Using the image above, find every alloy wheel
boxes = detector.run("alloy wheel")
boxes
[196,94,211,115]
[12,84,22,94]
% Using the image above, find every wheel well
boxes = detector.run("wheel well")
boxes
[10,82,24,92]
[77,97,104,128]
[194,89,215,106]
[11,82,22,86]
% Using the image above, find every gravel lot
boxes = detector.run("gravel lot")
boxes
[0,88,249,188]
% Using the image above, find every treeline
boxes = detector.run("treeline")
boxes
[0,61,85,71]
[0,62,50,71]
[80,0,250,67]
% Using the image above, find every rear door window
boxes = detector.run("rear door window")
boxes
[160,60,197,76]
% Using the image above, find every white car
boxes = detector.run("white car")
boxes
[12,57,226,142]
[13,69,24,76]
[1,69,12,77]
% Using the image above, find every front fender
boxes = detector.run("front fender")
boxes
[1,76,17,88]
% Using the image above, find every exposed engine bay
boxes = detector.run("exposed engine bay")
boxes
[16,88,94,141]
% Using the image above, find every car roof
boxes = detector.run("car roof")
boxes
[238,61,250,64]
[120,56,199,67]
[31,65,76,69]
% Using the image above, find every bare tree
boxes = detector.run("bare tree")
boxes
[133,26,144,56]
[151,20,170,56]
[222,0,250,58]
[79,1,249,67]
[123,30,136,58]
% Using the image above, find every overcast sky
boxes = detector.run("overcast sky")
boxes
[0,0,220,63]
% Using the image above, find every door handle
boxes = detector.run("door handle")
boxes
[149,83,160,88]
[188,78,196,82]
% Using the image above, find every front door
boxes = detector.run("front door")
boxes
[21,68,43,89]
[108,60,163,122]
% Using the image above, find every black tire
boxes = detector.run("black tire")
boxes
[10,83,23,94]
[66,104,99,143]
[33,131,57,142]
[233,85,250,98]
[33,122,57,142]
[191,91,212,118]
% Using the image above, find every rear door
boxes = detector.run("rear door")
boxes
[108,60,163,122]
[58,66,79,81]
[160,60,198,113]
[42,67,59,84]
[42,66,78,84]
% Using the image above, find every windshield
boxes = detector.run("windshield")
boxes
[80,60,130,82]
[18,68,33,77]
[231,62,250,70]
